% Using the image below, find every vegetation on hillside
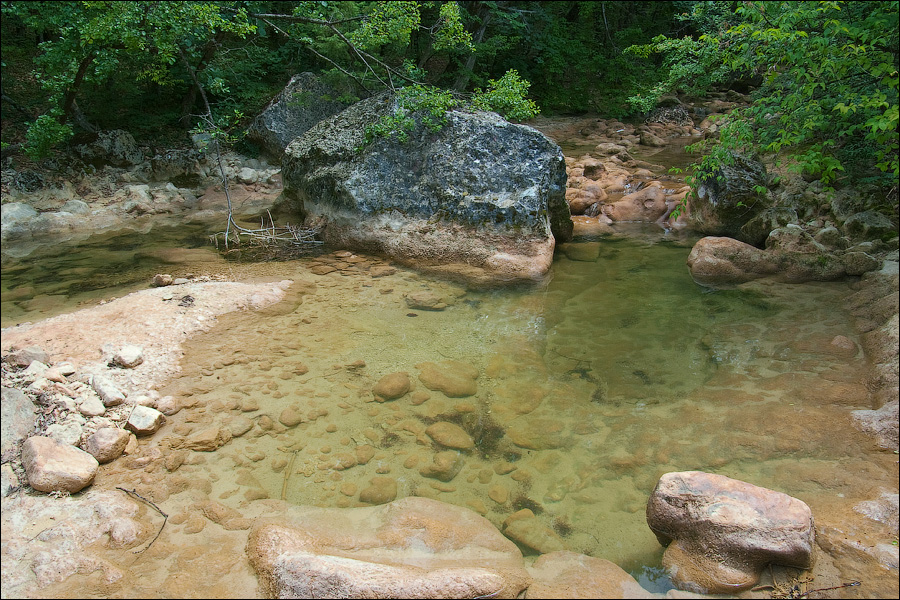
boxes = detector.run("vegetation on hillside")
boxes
[1,1,897,208]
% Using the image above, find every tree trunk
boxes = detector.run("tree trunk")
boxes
[59,51,96,127]
[179,33,224,127]
[451,1,500,92]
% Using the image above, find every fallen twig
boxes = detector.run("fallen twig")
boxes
[795,580,860,598]
[116,487,168,554]
[281,451,299,501]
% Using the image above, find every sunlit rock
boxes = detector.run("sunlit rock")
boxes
[22,436,99,493]
[247,497,530,598]
[125,405,165,436]
[646,470,815,594]
[84,427,130,464]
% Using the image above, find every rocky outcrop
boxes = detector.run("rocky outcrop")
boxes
[281,93,572,284]
[247,496,531,599]
[73,129,143,167]
[686,235,881,287]
[646,471,815,594]
[689,153,771,238]
[246,73,350,160]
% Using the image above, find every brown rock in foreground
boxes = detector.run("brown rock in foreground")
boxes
[646,471,815,594]
[21,436,99,493]
[247,496,530,598]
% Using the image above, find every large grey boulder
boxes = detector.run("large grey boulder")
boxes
[247,496,530,599]
[690,153,771,238]
[646,471,815,594]
[247,73,350,160]
[282,93,572,285]
[73,129,143,167]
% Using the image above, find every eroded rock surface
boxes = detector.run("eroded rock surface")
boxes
[646,471,815,594]
[247,496,531,599]
[281,93,571,284]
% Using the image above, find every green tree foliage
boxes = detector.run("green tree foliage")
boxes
[3,1,256,158]
[629,1,899,189]
[2,1,702,159]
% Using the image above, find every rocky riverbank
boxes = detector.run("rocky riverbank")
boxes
[2,104,897,598]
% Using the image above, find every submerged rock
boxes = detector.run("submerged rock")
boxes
[525,551,654,599]
[247,497,531,598]
[281,93,571,284]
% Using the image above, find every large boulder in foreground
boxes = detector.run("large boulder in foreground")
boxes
[247,496,530,598]
[281,93,572,285]
[21,436,99,493]
[646,471,815,594]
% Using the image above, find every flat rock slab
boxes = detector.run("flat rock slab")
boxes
[247,496,530,599]
[416,360,478,397]
[646,470,815,594]
[525,551,654,599]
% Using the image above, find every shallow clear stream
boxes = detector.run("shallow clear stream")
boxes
[2,144,896,598]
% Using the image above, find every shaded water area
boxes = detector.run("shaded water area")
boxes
[2,143,897,598]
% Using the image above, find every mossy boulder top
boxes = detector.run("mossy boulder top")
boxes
[281,93,572,285]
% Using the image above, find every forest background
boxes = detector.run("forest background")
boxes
[1,0,897,204]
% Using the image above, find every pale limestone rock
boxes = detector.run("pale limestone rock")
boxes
[45,421,83,446]
[125,405,165,436]
[91,375,126,407]
[21,436,99,493]
[85,427,131,464]
[78,395,106,417]
[7,345,49,367]
[114,345,144,368]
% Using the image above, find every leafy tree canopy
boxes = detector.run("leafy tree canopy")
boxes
[627,1,899,189]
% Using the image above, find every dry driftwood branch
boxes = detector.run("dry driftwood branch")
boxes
[116,487,168,553]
